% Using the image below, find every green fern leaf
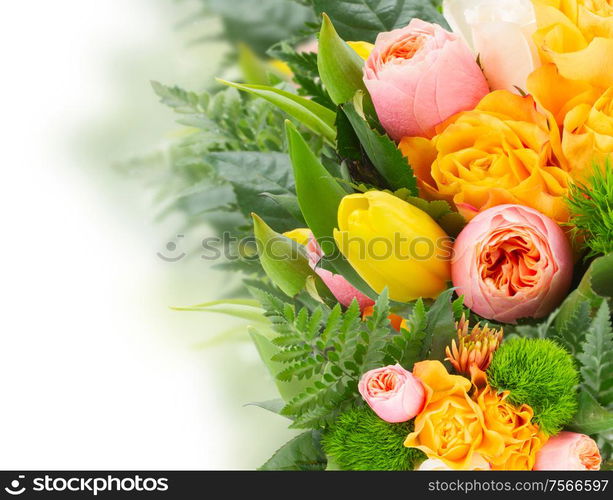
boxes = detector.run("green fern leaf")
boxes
[578,301,613,408]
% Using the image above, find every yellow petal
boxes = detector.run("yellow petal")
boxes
[347,41,374,60]
[548,37,613,87]
[283,228,312,246]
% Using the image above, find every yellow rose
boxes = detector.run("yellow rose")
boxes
[472,374,548,470]
[531,0,613,87]
[400,90,573,223]
[404,361,505,470]
[562,87,613,179]
[528,64,612,180]
[333,191,451,303]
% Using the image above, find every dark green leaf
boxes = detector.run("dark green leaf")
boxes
[207,151,301,232]
[577,301,613,408]
[421,289,456,362]
[310,0,449,44]
[570,391,613,436]
[342,98,417,193]
[205,0,315,56]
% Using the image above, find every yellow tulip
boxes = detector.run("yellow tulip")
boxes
[283,228,312,246]
[333,191,451,302]
[347,41,375,60]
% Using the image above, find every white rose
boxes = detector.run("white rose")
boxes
[443,0,539,93]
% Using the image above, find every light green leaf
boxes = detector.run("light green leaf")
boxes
[310,0,449,43]
[218,79,336,144]
[249,328,311,403]
[244,398,286,415]
[259,431,327,470]
[285,121,375,298]
[174,298,262,309]
[343,96,417,193]
[237,43,271,85]
[172,305,269,324]
[317,14,368,106]
[252,213,317,297]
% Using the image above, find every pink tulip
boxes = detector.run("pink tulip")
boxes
[363,18,489,141]
[452,205,573,323]
[358,364,426,423]
[534,432,601,470]
[305,235,374,311]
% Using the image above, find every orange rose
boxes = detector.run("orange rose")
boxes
[400,90,572,223]
[531,0,613,87]
[472,370,548,470]
[404,361,505,469]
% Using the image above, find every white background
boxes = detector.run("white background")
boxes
[0,0,296,469]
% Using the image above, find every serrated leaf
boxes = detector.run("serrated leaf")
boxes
[343,97,417,193]
[421,289,456,362]
[552,298,592,355]
[259,431,327,471]
[569,391,613,437]
[206,0,314,56]
[578,301,613,408]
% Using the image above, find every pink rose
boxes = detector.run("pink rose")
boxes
[363,18,489,141]
[306,235,374,311]
[534,432,601,470]
[358,364,426,423]
[452,204,573,323]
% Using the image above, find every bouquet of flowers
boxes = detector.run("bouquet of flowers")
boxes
[156,0,613,470]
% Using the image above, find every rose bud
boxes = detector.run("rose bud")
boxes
[534,432,601,470]
[363,18,489,140]
[452,204,573,323]
[358,364,426,423]
[283,228,374,311]
[334,191,452,303]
